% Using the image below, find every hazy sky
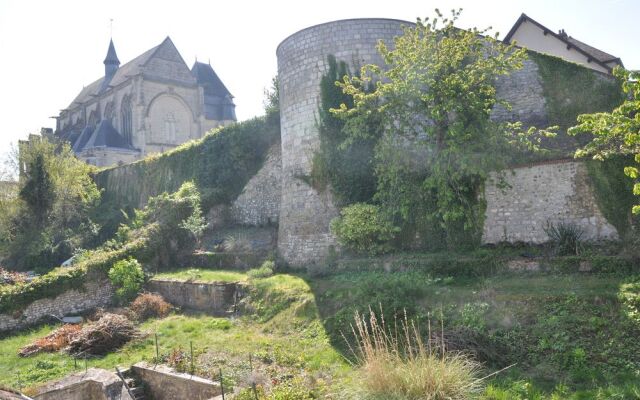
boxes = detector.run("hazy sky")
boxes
[0,0,638,156]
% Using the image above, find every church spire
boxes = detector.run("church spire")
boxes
[103,39,120,78]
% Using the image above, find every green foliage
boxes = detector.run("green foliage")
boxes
[334,10,550,250]
[6,140,101,271]
[108,258,144,303]
[310,55,381,205]
[543,221,584,256]
[531,52,625,132]
[330,203,398,255]
[19,153,54,225]
[586,156,638,236]
[569,67,640,214]
[620,275,640,324]
[94,115,280,211]
[247,260,275,279]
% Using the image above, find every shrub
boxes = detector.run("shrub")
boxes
[620,276,640,324]
[108,258,144,303]
[128,292,172,321]
[247,260,275,279]
[331,203,398,255]
[543,221,584,256]
[350,309,483,399]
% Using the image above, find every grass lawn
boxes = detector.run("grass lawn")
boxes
[153,268,248,283]
[0,269,638,398]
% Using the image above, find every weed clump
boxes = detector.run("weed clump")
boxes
[247,261,275,279]
[349,309,483,400]
[128,292,172,321]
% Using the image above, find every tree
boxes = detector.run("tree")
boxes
[569,67,640,213]
[334,9,551,247]
[19,153,54,225]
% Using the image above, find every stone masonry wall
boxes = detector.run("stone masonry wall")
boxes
[0,280,113,333]
[230,144,282,226]
[483,160,618,243]
[147,279,244,315]
[276,19,410,266]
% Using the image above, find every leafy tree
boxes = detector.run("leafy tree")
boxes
[569,68,640,213]
[19,153,54,225]
[334,9,551,247]
[108,258,145,303]
[5,139,101,270]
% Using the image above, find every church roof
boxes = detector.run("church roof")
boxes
[67,37,181,109]
[82,120,134,151]
[104,39,120,65]
[191,61,233,98]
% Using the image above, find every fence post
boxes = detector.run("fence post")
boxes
[250,354,258,400]
[155,333,159,363]
[190,341,194,375]
[219,368,225,400]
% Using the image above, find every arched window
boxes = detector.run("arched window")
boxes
[121,95,133,144]
[104,101,114,124]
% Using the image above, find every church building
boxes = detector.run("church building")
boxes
[54,37,236,166]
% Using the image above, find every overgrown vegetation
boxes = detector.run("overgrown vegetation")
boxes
[1,139,101,271]
[569,67,640,215]
[108,258,144,303]
[0,181,205,314]
[94,113,280,211]
[330,203,398,255]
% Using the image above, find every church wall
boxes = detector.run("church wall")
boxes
[483,160,618,243]
[140,80,201,155]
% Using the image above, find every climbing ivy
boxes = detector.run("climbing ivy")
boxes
[94,114,280,210]
[529,52,625,151]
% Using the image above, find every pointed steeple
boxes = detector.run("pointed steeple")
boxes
[103,39,120,78]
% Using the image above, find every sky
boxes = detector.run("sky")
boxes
[0,0,638,161]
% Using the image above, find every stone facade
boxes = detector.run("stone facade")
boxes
[276,19,410,266]
[230,144,282,226]
[55,37,236,167]
[0,280,113,333]
[483,160,618,243]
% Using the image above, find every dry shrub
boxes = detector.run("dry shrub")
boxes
[67,313,142,356]
[349,308,483,400]
[19,324,82,357]
[128,292,172,321]
[0,267,27,285]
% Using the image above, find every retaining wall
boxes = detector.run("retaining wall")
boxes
[0,280,113,333]
[147,279,244,315]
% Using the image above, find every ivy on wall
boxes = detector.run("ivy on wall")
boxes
[529,52,625,152]
[94,113,280,211]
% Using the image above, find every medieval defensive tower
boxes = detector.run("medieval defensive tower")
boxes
[276,19,411,266]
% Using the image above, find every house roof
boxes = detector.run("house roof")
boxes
[504,13,623,72]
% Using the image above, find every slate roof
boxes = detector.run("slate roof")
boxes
[83,120,134,150]
[191,61,232,97]
[104,39,120,65]
[504,13,623,72]
[67,40,165,109]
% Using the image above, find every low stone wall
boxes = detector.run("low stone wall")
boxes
[132,362,221,400]
[147,279,244,315]
[483,160,618,244]
[0,280,113,333]
[34,368,124,400]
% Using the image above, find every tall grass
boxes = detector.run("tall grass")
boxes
[349,308,483,400]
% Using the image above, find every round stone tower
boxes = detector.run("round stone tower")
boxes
[276,18,411,266]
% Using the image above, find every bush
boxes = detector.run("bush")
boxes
[247,260,275,279]
[331,203,398,255]
[544,221,584,256]
[128,292,172,321]
[350,309,483,399]
[108,258,144,303]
